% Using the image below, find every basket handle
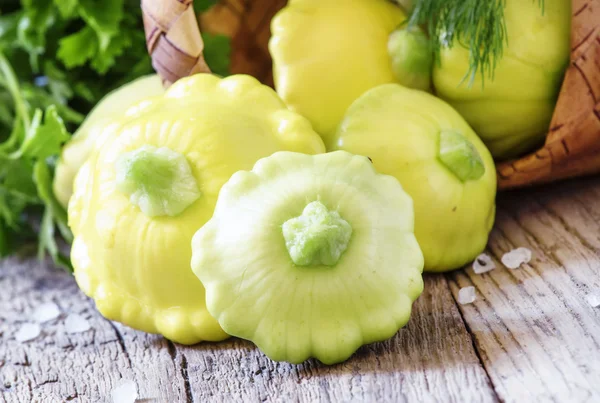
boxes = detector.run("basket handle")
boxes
[141,0,210,86]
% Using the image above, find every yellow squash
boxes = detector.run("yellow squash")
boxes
[270,0,406,148]
[54,75,165,208]
[68,74,325,344]
[332,84,496,272]
[433,0,571,159]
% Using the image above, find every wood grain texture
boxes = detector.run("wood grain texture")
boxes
[175,276,496,403]
[5,178,600,401]
[0,260,495,402]
[0,258,187,403]
[448,178,600,403]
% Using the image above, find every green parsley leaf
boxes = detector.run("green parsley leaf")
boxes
[33,160,73,271]
[194,0,218,13]
[202,33,231,77]
[0,0,231,269]
[0,220,8,257]
[91,28,131,74]
[57,27,97,69]
[17,0,56,71]
[78,0,124,52]
[13,105,70,160]
[53,0,78,19]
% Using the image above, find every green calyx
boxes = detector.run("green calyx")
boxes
[115,145,201,217]
[282,201,352,267]
[438,129,485,182]
[387,26,433,91]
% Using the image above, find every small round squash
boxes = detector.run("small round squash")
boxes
[192,151,424,364]
[68,74,325,344]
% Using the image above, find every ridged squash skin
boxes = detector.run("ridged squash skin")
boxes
[332,84,497,272]
[68,74,325,345]
[432,0,571,160]
[192,151,424,364]
[53,75,165,208]
[270,0,406,148]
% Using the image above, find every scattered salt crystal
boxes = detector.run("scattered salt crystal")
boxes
[586,294,600,308]
[15,323,41,342]
[501,247,532,269]
[458,286,476,305]
[473,253,496,274]
[111,379,138,403]
[32,302,61,323]
[64,314,91,334]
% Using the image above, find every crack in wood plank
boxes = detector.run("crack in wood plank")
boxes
[171,275,496,402]
[446,181,600,402]
[4,179,600,401]
[0,258,187,402]
[484,237,581,385]
[108,321,132,368]
[180,355,194,403]
[443,277,502,403]
[451,268,563,396]
[493,209,600,350]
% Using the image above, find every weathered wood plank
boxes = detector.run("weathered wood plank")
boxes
[7,177,600,402]
[0,258,186,403]
[448,179,600,403]
[176,275,497,403]
[0,258,496,402]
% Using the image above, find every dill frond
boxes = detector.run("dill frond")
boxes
[407,0,545,86]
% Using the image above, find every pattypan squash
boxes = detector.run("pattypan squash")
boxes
[54,75,165,208]
[192,151,424,364]
[270,0,406,147]
[332,84,496,272]
[387,26,433,92]
[68,74,325,345]
[433,0,571,159]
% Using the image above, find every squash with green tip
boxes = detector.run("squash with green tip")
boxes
[332,84,496,272]
[192,150,424,364]
[54,75,165,208]
[68,74,325,345]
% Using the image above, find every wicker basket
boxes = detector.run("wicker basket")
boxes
[141,0,600,190]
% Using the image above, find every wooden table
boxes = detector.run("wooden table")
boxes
[2,176,600,403]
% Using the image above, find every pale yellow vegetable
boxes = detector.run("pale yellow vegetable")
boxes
[53,75,165,208]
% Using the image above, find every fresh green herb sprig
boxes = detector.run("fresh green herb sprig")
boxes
[0,51,73,268]
[0,0,231,269]
[405,0,544,85]
[0,0,155,269]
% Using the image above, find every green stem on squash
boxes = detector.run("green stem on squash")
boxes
[282,201,352,267]
[115,145,201,217]
[438,129,485,182]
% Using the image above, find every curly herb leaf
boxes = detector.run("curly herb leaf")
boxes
[0,50,72,269]
[406,0,545,85]
[202,33,232,77]
[0,1,231,268]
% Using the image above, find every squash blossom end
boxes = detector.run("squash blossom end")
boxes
[282,201,352,266]
[438,129,485,182]
[115,145,201,217]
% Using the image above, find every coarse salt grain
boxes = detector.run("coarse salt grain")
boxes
[501,247,532,269]
[64,314,91,334]
[586,294,600,308]
[15,323,41,342]
[32,302,61,323]
[111,379,138,403]
[458,286,476,305]
[473,253,496,274]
